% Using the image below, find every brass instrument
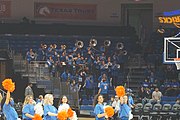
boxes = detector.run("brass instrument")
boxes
[53,44,57,49]
[61,45,66,50]
[89,38,97,47]
[44,44,47,49]
[75,40,84,49]
[123,50,127,55]
[116,42,124,50]
[104,40,111,47]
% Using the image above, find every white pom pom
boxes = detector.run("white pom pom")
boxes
[34,103,44,116]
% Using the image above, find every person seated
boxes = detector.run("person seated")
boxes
[149,87,162,104]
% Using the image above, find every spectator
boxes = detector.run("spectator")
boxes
[149,87,162,104]
[138,87,149,105]
[25,83,34,98]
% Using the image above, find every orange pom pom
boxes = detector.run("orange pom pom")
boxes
[67,108,74,118]
[2,79,15,92]
[33,114,42,120]
[105,106,114,117]
[115,86,125,97]
[57,110,68,120]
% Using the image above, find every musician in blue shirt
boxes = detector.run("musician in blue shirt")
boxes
[98,77,109,102]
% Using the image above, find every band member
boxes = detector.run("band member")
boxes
[98,76,109,102]
[26,48,35,63]
[1,91,19,120]
[93,94,107,120]
[22,95,35,120]
[43,94,57,120]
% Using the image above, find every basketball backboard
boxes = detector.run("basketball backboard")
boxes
[164,37,180,63]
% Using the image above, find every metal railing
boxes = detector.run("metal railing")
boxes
[27,61,50,83]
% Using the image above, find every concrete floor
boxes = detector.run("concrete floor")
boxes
[78,117,95,120]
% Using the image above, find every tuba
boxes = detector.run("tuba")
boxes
[104,40,111,47]
[116,42,124,50]
[75,40,84,49]
[89,38,97,47]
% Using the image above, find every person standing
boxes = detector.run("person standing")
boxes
[1,91,19,120]
[119,96,131,120]
[22,95,35,120]
[43,94,57,120]
[93,94,107,120]
[25,83,34,97]
[98,77,109,102]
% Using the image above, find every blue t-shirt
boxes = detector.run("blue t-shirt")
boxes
[119,104,131,118]
[99,81,109,94]
[44,104,57,120]
[22,104,35,120]
[128,96,134,107]
[3,103,18,120]
[94,104,105,120]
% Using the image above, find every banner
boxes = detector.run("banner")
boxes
[0,1,11,17]
[34,2,97,20]
[158,9,180,28]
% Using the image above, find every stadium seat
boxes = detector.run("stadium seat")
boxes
[169,104,180,120]
[159,104,171,120]
[141,103,152,120]
[133,103,143,120]
[150,103,162,120]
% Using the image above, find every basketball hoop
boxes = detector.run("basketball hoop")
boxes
[174,58,180,70]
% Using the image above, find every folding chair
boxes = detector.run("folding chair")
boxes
[150,103,162,120]
[169,104,180,120]
[160,103,171,120]
[141,103,152,120]
[133,103,143,120]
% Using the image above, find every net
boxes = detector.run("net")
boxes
[174,58,180,70]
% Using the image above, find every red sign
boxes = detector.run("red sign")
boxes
[34,2,97,20]
[0,1,11,17]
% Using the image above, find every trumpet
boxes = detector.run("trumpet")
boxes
[89,38,97,47]
[117,42,124,50]
[104,40,111,47]
[75,40,84,49]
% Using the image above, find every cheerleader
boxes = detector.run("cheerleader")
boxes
[1,91,19,120]
[118,96,131,120]
[43,94,58,120]
[58,95,78,120]
[93,94,107,120]
[22,95,35,120]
